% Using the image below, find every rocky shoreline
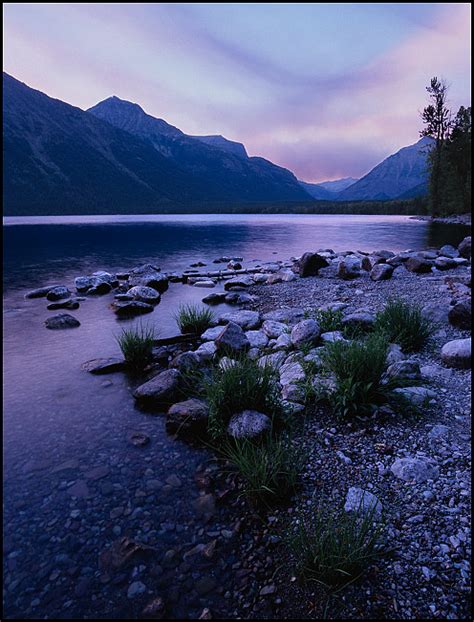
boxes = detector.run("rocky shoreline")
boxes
[411,213,472,227]
[7,235,472,619]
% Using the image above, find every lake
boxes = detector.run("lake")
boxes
[2,213,470,618]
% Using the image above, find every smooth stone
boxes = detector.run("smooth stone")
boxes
[261,320,288,339]
[127,285,161,304]
[448,299,471,330]
[45,314,80,329]
[405,257,433,273]
[342,312,375,330]
[262,308,304,324]
[166,399,209,438]
[194,341,217,362]
[337,256,361,279]
[458,236,471,259]
[441,338,471,369]
[370,263,394,281]
[320,330,346,343]
[201,326,225,341]
[202,292,227,305]
[133,369,182,407]
[223,276,254,290]
[290,319,320,348]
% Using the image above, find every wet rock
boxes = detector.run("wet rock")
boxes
[47,299,80,310]
[441,338,471,369]
[215,322,250,354]
[448,299,471,330]
[391,456,439,482]
[202,292,227,305]
[45,314,80,329]
[82,358,126,374]
[227,410,271,440]
[337,255,361,279]
[67,480,91,498]
[46,286,71,301]
[290,319,320,348]
[133,369,182,407]
[294,252,329,277]
[166,399,209,438]
[370,263,394,281]
[344,487,382,517]
[113,301,154,317]
[26,285,60,299]
[127,285,161,304]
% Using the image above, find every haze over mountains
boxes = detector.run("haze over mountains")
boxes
[3,72,433,216]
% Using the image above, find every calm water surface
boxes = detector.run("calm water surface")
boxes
[2,214,469,618]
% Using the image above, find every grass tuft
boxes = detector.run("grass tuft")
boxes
[204,354,282,439]
[322,333,389,417]
[116,322,155,372]
[316,308,344,333]
[286,501,385,589]
[175,303,214,335]
[373,298,433,353]
[218,434,304,506]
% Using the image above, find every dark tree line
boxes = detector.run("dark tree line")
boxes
[421,77,471,216]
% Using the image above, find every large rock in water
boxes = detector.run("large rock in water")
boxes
[223,275,254,290]
[290,319,320,348]
[113,301,154,317]
[166,399,209,438]
[46,286,71,301]
[133,369,182,407]
[82,357,126,374]
[215,322,250,354]
[227,410,271,440]
[45,314,80,329]
[458,236,471,259]
[26,285,61,299]
[337,255,361,279]
[448,299,471,330]
[127,286,161,304]
[441,338,471,369]
[128,264,169,293]
[294,252,329,277]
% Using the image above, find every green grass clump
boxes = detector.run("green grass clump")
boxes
[219,434,304,506]
[373,298,433,353]
[204,355,282,439]
[322,333,389,417]
[286,501,385,589]
[116,323,155,372]
[315,308,344,333]
[175,303,214,335]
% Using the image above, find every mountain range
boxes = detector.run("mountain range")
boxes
[3,72,433,215]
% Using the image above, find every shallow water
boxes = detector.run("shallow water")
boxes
[2,213,469,618]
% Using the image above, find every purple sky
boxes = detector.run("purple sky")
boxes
[3,3,471,182]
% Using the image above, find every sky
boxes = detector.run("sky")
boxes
[3,3,471,182]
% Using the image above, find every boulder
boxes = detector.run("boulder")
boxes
[129,265,168,293]
[127,286,161,304]
[439,244,459,258]
[458,236,471,259]
[258,351,286,369]
[215,322,250,354]
[114,301,154,317]
[393,386,437,405]
[202,292,227,305]
[245,330,269,349]
[170,351,200,372]
[274,333,292,350]
[262,308,304,324]
[46,286,71,301]
[290,319,320,348]
[166,399,209,438]
[223,276,254,290]
[279,361,305,387]
[342,312,375,331]
[370,264,394,281]
[201,326,225,341]
[227,410,271,440]
[391,457,439,482]
[448,299,471,330]
[193,280,216,288]
[87,280,113,295]
[337,256,361,279]
[133,369,182,407]
[261,320,288,339]
[82,358,126,374]
[217,310,261,330]
[45,314,80,329]
[344,487,382,517]
[26,285,61,299]
[434,257,458,271]
[47,299,80,310]
[441,338,471,369]
[422,301,450,325]
[405,257,433,273]
[386,360,421,382]
[194,341,217,363]
[294,252,329,277]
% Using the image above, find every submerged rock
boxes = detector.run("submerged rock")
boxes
[133,369,182,407]
[82,357,126,374]
[166,399,209,438]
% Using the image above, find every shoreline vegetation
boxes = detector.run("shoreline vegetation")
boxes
[17,234,471,619]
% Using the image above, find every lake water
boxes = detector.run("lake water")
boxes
[2,214,470,618]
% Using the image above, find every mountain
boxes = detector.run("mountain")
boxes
[189,134,248,158]
[3,74,310,215]
[337,137,434,201]
[297,180,334,200]
[317,177,358,193]
[87,96,310,202]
